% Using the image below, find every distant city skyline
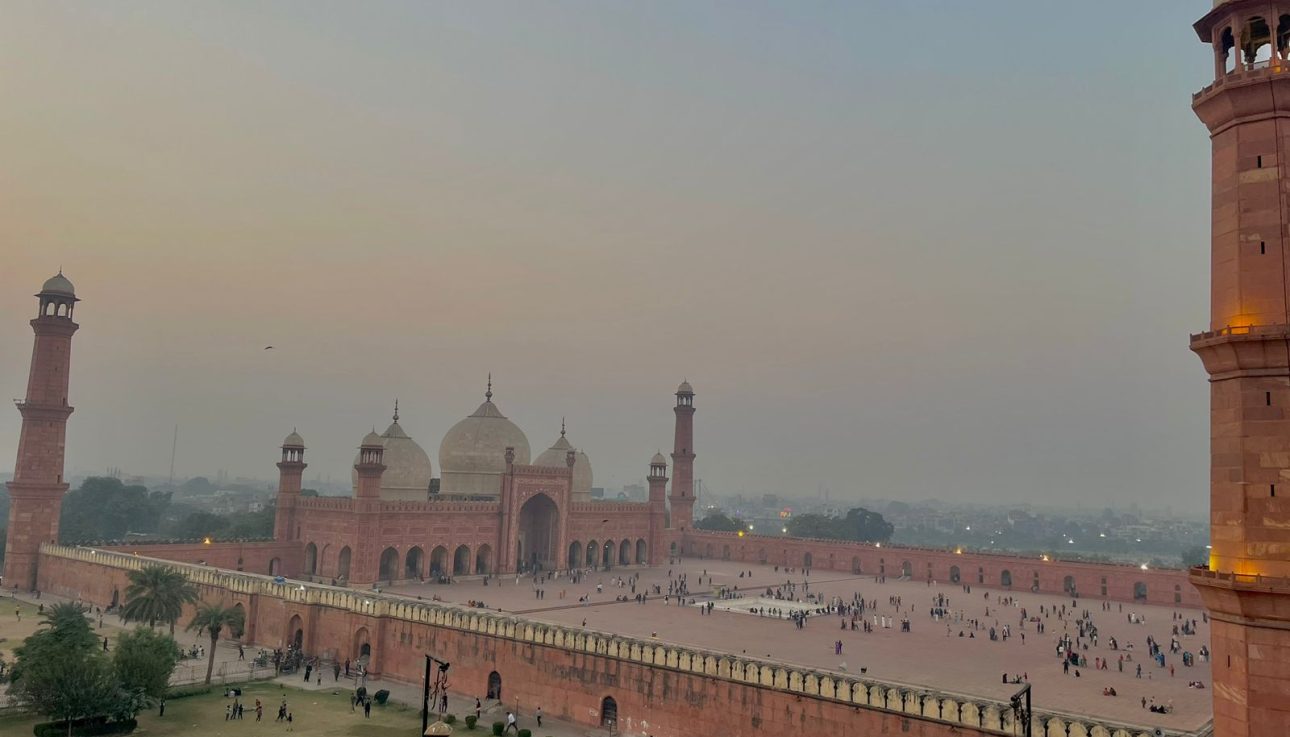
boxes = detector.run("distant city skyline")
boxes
[2,2,1212,510]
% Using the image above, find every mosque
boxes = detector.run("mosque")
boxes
[275,377,696,586]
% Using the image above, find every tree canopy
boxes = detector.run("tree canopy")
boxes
[121,564,198,635]
[58,477,170,542]
[786,507,893,543]
[8,603,149,730]
[695,512,747,532]
[113,628,182,700]
[187,602,245,685]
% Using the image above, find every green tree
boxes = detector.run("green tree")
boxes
[224,507,275,538]
[695,512,745,532]
[186,602,244,685]
[170,511,231,540]
[1181,545,1209,567]
[59,477,170,542]
[113,628,181,700]
[8,602,134,735]
[786,507,893,543]
[121,564,198,636]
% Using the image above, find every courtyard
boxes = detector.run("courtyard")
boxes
[388,557,1212,732]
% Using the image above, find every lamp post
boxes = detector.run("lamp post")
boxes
[422,655,451,736]
[1009,682,1031,737]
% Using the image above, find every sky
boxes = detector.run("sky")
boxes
[0,1,1216,511]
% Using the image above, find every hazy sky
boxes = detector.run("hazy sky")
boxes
[1,2,1215,510]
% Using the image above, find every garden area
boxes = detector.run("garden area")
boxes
[0,681,425,737]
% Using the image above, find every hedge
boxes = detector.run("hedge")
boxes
[32,718,137,737]
[165,685,213,700]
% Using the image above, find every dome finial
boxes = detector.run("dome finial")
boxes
[393,398,400,423]
[486,373,493,401]
[560,416,566,437]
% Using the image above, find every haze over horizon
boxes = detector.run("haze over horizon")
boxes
[2,2,1213,510]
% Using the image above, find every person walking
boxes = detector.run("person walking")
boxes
[158,699,165,717]
[536,706,543,727]
[504,711,519,734]
[475,698,482,722]
[364,699,372,719]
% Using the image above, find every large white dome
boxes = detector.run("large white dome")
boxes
[439,387,529,496]
[352,408,433,501]
[534,423,593,501]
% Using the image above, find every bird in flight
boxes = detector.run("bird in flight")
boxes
[264,346,275,350]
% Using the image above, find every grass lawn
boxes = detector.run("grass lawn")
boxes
[0,598,140,672]
[0,598,46,664]
[0,682,434,737]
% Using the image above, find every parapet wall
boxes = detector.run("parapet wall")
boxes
[681,530,1203,608]
[35,543,1190,737]
[99,539,299,578]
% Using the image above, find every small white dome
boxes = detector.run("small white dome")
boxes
[40,272,76,298]
[677,380,694,395]
[352,415,433,501]
[282,430,305,448]
[361,430,383,447]
[651,452,667,465]
[534,423,593,500]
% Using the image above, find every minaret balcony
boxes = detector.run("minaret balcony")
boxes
[1191,324,1290,379]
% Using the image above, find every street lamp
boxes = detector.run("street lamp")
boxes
[1009,683,1032,737]
[421,655,451,735]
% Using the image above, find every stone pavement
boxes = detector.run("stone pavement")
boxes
[389,558,1213,732]
[274,670,606,737]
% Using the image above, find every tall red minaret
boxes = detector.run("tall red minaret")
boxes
[4,272,79,591]
[1190,5,1290,736]
[273,430,307,542]
[669,381,696,531]
[646,452,668,565]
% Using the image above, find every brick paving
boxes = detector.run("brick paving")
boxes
[389,558,1212,732]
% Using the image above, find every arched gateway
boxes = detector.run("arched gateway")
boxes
[517,493,558,571]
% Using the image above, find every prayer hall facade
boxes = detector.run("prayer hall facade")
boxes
[273,380,694,586]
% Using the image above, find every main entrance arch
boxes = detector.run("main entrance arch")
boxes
[518,493,558,571]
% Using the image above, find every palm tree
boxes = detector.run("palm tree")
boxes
[120,564,198,635]
[186,602,244,685]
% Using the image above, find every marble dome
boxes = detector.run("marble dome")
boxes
[352,405,434,501]
[534,422,593,501]
[438,384,530,496]
[40,271,76,297]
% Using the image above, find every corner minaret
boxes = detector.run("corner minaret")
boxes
[647,452,668,565]
[273,430,307,541]
[354,430,386,499]
[1190,5,1290,736]
[4,272,80,591]
[669,380,696,531]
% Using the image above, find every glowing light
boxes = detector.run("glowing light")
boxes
[781,527,787,534]
[1140,564,1149,571]
[748,524,755,531]
[737,530,745,537]
[1041,555,1050,562]
[965,526,971,531]
[1099,533,1106,538]
[1067,539,1075,544]
[1205,545,1212,549]
[875,542,882,548]
[202,537,212,545]
[955,548,963,555]
[1135,538,1142,543]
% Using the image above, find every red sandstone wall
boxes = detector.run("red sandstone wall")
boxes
[682,530,1203,608]
[100,541,299,579]
[36,550,1000,737]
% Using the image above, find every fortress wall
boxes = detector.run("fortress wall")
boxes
[682,531,1203,608]
[99,540,298,578]
[35,544,1173,737]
